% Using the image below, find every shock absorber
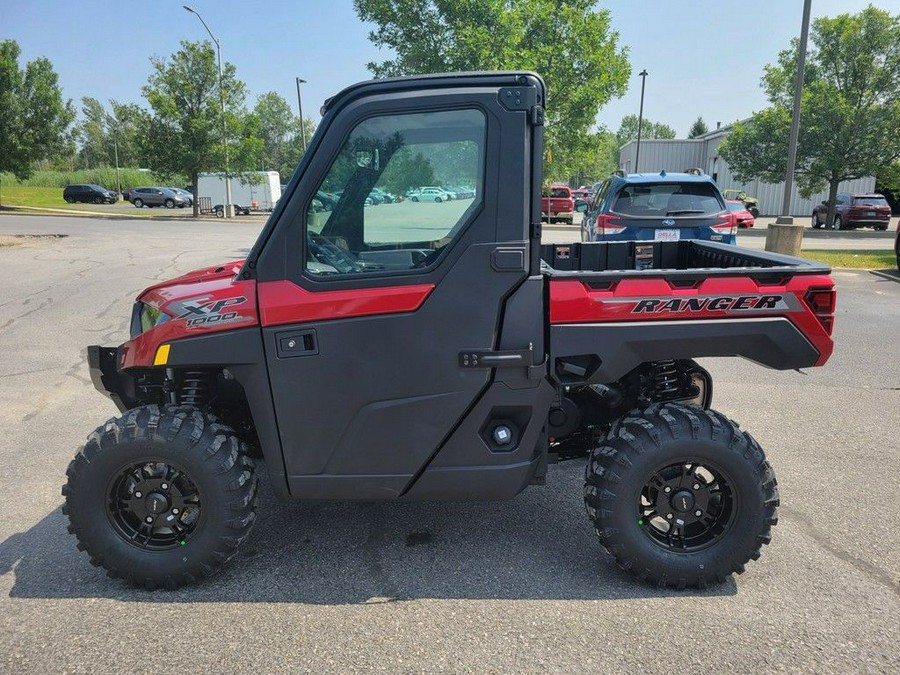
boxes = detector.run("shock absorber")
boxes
[178,371,214,408]
[651,360,681,400]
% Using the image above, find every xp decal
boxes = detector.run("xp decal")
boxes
[172,295,251,329]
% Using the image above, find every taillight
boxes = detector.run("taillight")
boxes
[804,287,836,335]
[595,214,626,235]
[711,217,735,233]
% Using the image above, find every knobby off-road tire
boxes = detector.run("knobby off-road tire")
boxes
[584,403,779,589]
[62,405,258,589]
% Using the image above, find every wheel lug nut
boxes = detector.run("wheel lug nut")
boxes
[134,491,142,498]
[664,487,671,493]
[695,510,702,517]
[145,516,153,523]
[693,484,700,490]
[666,513,673,520]
[161,483,168,490]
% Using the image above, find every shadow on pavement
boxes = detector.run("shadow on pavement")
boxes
[0,462,736,604]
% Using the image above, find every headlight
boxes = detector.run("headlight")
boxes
[134,302,171,336]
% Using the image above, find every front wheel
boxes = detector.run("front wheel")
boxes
[748,206,760,218]
[62,406,258,589]
[584,403,778,589]
[812,212,822,229]
[833,215,842,230]
[164,199,175,209]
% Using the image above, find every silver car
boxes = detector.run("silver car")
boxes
[130,187,190,209]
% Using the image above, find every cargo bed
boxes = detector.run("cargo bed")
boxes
[540,240,830,280]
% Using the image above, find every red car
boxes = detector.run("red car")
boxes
[725,199,755,228]
[541,185,575,223]
[812,192,891,230]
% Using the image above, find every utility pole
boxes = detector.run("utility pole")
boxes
[113,129,121,197]
[635,70,648,173]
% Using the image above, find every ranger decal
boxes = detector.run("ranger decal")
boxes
[626,294,801,314]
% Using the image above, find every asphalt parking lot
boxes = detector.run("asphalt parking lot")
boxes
[0,214,898,673]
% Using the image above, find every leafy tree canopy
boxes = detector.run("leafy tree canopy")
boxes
[720,5,900,222]
[615,114,676,144]
[0,39,74,183]
[141,40,260,215]
[353,0,630,181]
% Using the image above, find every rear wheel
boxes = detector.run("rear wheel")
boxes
[833,215,842,230]
[812,212,822,228]
[411,196,419,202]
[584,403,778,589]
[133,199,144,208]
[62,406,258,589]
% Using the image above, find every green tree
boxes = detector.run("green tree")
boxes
[353,0,630,182]
[252,92,299,177]
[687,116,709,138]
[141,40,255,216]
[615,114,677,144]
[0,39,74,189]
[719,6,900,225]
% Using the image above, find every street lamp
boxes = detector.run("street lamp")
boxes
[295,77,308,152]
[183,5,233,217]
[634,69,648,173]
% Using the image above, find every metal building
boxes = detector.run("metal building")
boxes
[618,126,875,217]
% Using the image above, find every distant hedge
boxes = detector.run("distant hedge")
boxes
[0,169,186,190]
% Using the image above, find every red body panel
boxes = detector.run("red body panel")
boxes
[122,268,259,369]
[257,280,435,327]
[548,274,835,365]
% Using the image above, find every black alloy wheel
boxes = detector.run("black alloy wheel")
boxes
[638,460,735,553]
[107,460,203,551]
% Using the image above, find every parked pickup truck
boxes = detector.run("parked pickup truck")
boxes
[541,184,575,223]
[64,72,835,591]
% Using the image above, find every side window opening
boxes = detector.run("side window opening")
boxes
[304,109,486,277]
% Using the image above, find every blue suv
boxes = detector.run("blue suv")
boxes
[580,171,736,244]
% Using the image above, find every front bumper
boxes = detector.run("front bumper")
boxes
[87,345,136,413]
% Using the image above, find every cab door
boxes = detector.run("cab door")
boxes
[252,75,545,499]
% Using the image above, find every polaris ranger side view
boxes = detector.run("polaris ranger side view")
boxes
[63,73,836,590]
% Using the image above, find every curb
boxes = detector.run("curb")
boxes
[870,269,900,283]
[0,205,264,223]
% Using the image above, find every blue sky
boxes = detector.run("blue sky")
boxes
[4,0,899,137]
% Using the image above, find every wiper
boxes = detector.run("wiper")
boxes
[666,209,705,216]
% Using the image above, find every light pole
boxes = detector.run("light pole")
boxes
[183,5,233,218]
[634,69,648,173]
[113,128,121,197]
[295,77,308,151]
[780,0,813,220]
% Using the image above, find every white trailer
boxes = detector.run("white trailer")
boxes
[198,171,282,212]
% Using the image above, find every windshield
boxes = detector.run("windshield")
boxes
[612,182,724,217]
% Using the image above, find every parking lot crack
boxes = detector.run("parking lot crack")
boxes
[781,505,899,597]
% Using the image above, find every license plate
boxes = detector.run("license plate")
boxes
[867,211,875,217]
[655,229,680,242]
